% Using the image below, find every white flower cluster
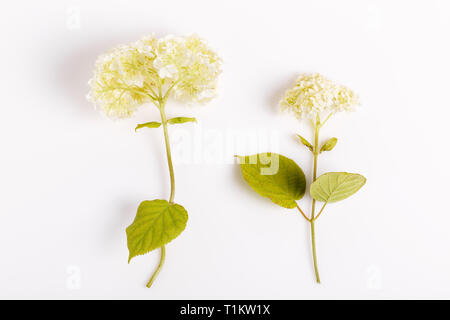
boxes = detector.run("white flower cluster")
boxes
[154,35,222,103]
[88,34,222,119]
[279,73,360,120]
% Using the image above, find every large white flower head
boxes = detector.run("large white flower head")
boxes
[279,73,360,121]
[88,34,222,119]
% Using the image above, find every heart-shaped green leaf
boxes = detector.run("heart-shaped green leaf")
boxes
[320,137,338,153]
[126,200,188,262]
[167,117,197,125]
[237,153,306,209]
[135,122,161,131]
[310,172,366,203]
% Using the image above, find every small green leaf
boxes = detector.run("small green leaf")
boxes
[310,172,366,203]
[167,117,197,125]
[297,134,313,152]
[135,122,161,131]
[237,153,306,209]
[126,200,188,262]
[320,137,338,153]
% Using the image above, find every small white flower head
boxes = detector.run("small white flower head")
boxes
[88,34,222,119]
[279,73,360,121]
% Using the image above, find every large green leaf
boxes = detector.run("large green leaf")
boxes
[126,200,188,262]
[167,117,197,125]
[237,153,306,209]
[310,172,366,203]
[135,122,161,132]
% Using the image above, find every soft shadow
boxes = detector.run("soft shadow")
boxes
[267,73,299,114]
[55,35,122,118]
[102,199,137,253]
[102,139,168,253]
[52,29,171,118]
[53,29,173,249]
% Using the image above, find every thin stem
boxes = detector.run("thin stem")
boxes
[313,202,327,221]
[146,85,177,288]
[159,103,176,203]
[310,219,320,283]
[310,116,321,283]
[296,203,310,222]
[319,112,334,128]
[146,245,166,288]
[162,80,180,102]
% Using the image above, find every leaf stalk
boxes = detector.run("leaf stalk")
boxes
[146,246,166,288]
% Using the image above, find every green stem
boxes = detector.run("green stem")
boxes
[313,202,327,221]
[296,203,311,222]
[159,103,176,203]
[147,95,176,288]
[146,246,166,288]
[310,117,321,284]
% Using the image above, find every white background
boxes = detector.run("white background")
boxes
[1,0,449,299]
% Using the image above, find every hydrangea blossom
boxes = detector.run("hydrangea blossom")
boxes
[87,34,222,118]
[237,73,365,285]
[279,73,360,120]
